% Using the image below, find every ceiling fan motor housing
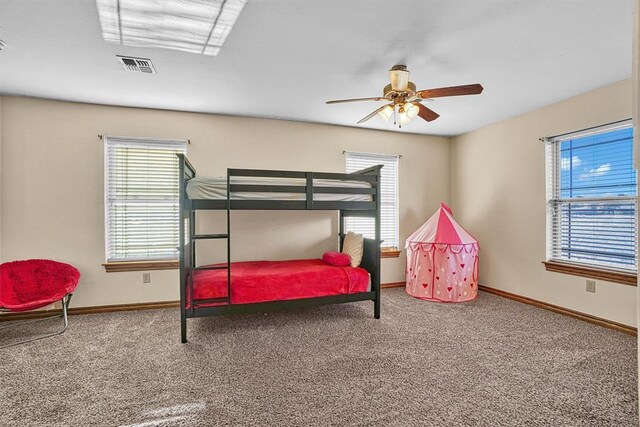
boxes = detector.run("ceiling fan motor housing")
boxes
[389,65,410,91]
[383,82,416,99]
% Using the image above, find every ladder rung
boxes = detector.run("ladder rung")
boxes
[194,265,229,271]
[191,234,228,240]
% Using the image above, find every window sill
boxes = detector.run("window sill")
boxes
[542,261,636,286]
[103,260,179,273]
[381,249,401,259]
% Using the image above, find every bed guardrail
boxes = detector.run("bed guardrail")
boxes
[227,167,379,210]
[178,159,380,211]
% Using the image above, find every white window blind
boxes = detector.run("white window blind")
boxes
[345,151,399,249]
[545,120,636,272]
[105,136,187,262]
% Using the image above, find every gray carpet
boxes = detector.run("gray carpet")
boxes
[0,288,636,427]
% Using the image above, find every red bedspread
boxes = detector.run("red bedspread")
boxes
[188,259,370,308]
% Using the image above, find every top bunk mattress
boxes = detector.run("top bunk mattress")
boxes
[186,176,372,201]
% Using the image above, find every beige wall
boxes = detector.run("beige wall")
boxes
[0,96,450,308]
[2,82,636,326]
[451,79,637,327]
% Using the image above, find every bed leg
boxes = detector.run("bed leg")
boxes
[374,295,381,319]
[181,314,187,343]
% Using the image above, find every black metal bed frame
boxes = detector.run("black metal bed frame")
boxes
[177,154,381,343]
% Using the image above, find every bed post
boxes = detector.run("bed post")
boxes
[374,167,381,319]
[341,164,382,319]
[178,154,188,343]
[226,168,232,313]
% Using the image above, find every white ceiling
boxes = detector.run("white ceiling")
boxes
[0,0,633,136]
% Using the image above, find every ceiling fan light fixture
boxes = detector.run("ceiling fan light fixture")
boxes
[398,106,411,126]
[405,102,419,119]
[377,105,394,122]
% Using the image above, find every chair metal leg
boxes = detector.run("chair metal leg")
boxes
[0,294,72,349]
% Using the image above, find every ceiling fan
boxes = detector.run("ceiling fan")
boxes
[326,65,483,128]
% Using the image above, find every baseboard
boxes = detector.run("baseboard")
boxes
[0,301,180,322]
[4,284,632,336]
[0,284,406,321]
[479,285,637,336]
[381,281,406,289]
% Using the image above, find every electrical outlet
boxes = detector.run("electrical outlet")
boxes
[143,272,151,284]
[586,280,596,293]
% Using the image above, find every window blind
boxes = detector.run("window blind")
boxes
[105,136,187,262]
[545,121,636,272]
[345,151,399,248]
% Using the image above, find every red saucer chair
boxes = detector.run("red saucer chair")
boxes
[0,259,80,348]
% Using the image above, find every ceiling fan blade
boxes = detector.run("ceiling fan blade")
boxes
[416,84,483,99]
[326,97,387,104]
[417,103,440,122]
[357,104,391,124]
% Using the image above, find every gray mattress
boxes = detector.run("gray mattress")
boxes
[186,176,372,201]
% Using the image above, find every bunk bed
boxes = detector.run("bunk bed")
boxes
[177,154,382,343]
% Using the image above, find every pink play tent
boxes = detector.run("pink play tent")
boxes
[406,202,479,302]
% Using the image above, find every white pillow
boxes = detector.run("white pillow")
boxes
[342,232,364,267]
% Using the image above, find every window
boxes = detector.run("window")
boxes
[345,151,399,250]
[104,136,187,264]
[545,120,636,275]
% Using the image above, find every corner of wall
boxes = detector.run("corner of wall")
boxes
[448,133,462,214]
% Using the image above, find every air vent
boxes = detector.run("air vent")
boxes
[117,55,156,74]
[0,40,6,51]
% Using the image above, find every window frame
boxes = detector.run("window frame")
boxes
[544,120,637,284]
[103,136,187,271]
[344,151,400,254]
